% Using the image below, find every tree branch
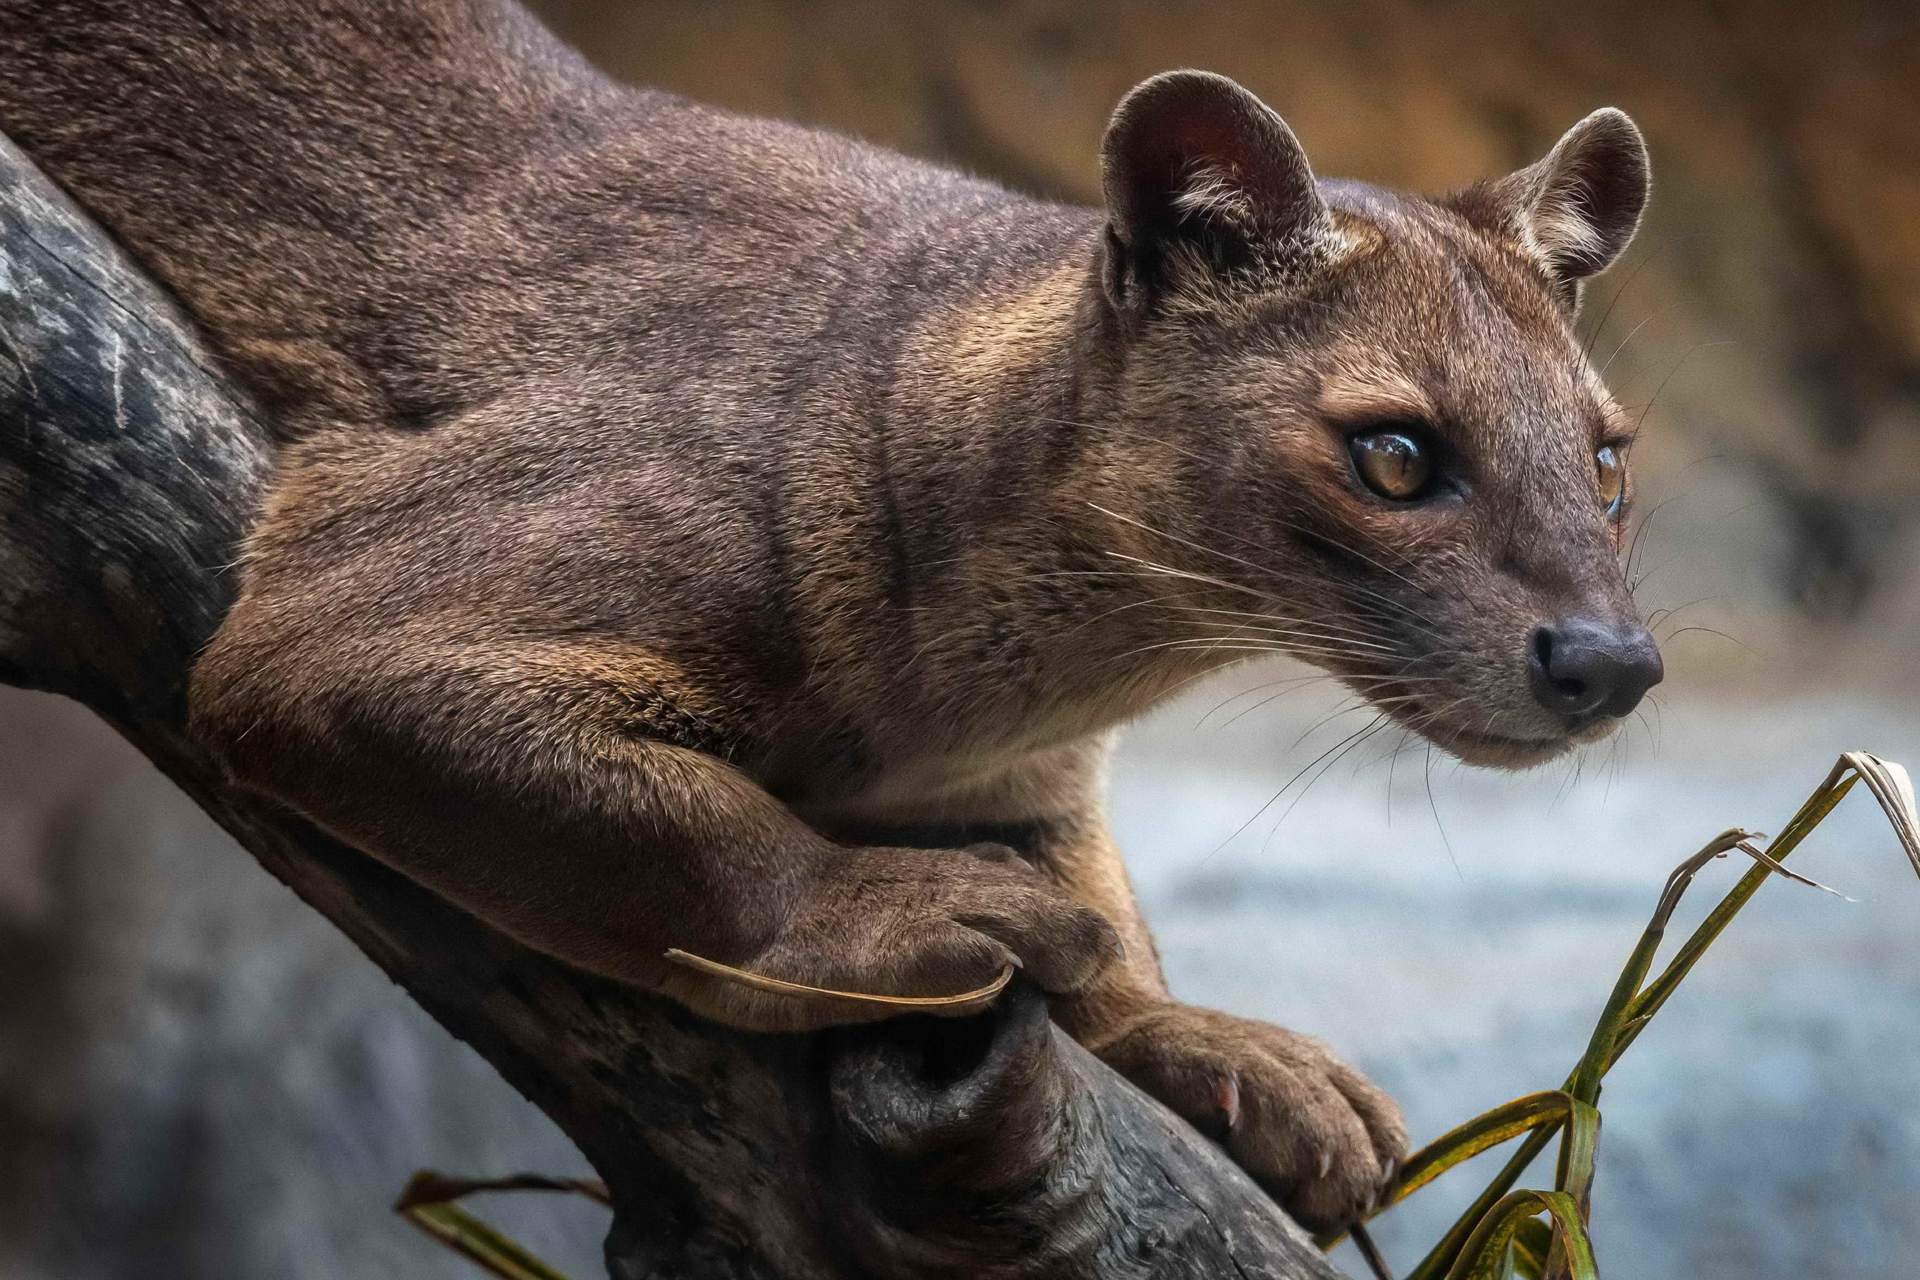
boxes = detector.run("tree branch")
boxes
[0,131,1345,1280]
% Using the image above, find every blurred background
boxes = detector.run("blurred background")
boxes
[3,1,1917,1276]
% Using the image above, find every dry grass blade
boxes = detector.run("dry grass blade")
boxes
[1648,828,1761,929]
[662,947,1015,1011]
[395,1171,611,1210]
[394,1171,601,1280]
[1729,838,1851,900]
[1833,751,1920,875]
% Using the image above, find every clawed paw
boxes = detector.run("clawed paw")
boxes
[1093,1002,1406,1233]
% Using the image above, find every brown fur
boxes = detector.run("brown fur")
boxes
[0,0,1655,1232]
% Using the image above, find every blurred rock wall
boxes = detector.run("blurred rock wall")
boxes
[0,691,606,1280]
[533,0,1920,619]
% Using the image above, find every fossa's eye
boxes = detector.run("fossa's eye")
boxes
[1596,444,1626,516]
[1349,430,1434,502]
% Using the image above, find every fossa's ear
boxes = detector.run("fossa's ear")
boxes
[1459,108,1650,308]
[1099,70,1336,317]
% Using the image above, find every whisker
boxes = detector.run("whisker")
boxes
[1088,505,1438,628]
[1164,620,1401,654]
[1660,624,1754,654]
[1623,492,1683,587]
[1157,602,1388,645]
[1645,596,1732,631]
[1196,671,1337,727]
[1260,715,1393,849]
[1595,308,1662,381]
[1423,742,1458,872]
[1191,668,1453,729]
[1227,684,1430,734]
[1206,711,1385,861]
[1094,639,1351,669]
[1580,243,1660,365]
[1633,339,1736,434]
[1023,556,1442,643]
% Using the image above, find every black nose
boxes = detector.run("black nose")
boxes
[1528,617,1664,721]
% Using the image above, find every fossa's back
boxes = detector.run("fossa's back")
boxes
[0,0,1075,435]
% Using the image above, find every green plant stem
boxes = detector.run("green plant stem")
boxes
[1404,765,1883,1279]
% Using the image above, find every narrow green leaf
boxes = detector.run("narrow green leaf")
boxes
[1508,1217,1553,1279]
[1390,1093,1579,1208]
[1554,1099,1601,1218]
[399,1201,577,1280]
[1321,1092,1581,1258]
[393,1169,609,1280]
[1404,1131,1557,1280]
[1351,1223,1397,1280]
[1445,1191,1596,1280]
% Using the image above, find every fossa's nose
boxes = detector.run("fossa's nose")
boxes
[1527,617,1663,722]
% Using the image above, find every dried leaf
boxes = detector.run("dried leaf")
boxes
[395,1171,610,1211]
[663,947,1014,1011]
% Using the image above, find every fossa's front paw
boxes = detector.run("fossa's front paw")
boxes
[667,842,1121,1033]
[1092,1002,1406,1233]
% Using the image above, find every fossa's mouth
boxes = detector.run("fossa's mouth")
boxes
[1375,694,1620,770]
[1427,720,1572,769]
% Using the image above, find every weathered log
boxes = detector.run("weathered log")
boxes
[0,131,1346,1280]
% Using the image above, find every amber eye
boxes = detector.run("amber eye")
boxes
[1596,444,1626,515]
[1349,430,1434,502]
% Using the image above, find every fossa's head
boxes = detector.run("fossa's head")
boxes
[1094,71,1659,767]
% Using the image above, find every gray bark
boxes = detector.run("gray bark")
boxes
[0,131,1345,1280]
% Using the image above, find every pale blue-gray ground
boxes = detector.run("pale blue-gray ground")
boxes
[1114,663,1920,1279]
